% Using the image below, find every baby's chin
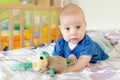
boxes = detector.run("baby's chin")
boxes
[68,41,79,45]
[69,42,78,44]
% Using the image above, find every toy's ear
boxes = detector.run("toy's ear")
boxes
[43,51,50,59]
[36,50,50,59]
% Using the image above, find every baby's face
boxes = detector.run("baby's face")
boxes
[60,14,86,44]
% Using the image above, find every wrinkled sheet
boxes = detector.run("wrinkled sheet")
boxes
[0,30,120,80]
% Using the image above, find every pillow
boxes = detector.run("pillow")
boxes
[91,34,113,53]
[104,30,120,46]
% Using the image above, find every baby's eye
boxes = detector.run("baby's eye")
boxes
[65,27,70,30]
[76,26,80,29]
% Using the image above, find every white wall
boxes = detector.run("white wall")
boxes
[64,0,120,30]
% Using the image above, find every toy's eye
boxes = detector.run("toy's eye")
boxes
[40,56,44,60]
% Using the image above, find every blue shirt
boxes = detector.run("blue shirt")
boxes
[52,34,109,63]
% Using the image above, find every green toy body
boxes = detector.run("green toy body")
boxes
[12,62,32,71]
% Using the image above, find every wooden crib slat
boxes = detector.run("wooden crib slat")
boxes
[39,11,43,44]
[0,30,1,51]
[56,11,60,40]
[30,10,34,46]
[8,9,14,50]
[20,9,24,48]
[31,0,35,4]
[0,23,1,51]
[48,11,51,43]
[0,29,2,51]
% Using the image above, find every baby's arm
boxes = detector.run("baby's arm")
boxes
[63,55,92,73]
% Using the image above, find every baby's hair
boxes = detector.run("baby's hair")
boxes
[59,4,85,24]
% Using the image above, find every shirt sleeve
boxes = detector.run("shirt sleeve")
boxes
[79,41,109,62]
[80,41,98,56]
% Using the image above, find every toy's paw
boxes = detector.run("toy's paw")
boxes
[49,68,55,77]
[12,64,19,71]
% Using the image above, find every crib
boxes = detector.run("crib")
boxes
[0,4,62,51]
[1,3,120,80]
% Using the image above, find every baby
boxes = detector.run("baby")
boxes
[52,4,109,73]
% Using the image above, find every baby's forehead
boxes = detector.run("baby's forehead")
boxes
[60,13,85,25]
[61,8,83,17]
[60,7,85,22]
[62,13,83,18]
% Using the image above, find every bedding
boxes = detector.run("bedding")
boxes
[0,30,120,80]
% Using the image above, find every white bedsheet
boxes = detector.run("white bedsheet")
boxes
[0,30,120,80]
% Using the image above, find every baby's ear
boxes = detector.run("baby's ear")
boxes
[58,25,62,30]
[84,22,87,27]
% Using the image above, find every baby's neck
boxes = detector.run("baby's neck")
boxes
[68,43,77,51]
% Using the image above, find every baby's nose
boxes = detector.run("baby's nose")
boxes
[70,29,77,35]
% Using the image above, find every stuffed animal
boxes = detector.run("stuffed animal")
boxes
[12,50,77,77]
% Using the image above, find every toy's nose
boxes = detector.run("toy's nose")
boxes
[32,62,38,68]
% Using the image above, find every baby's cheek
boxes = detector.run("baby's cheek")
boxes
[64,37,70,42]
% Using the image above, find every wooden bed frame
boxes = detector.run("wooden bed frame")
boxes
[0,4,61,51]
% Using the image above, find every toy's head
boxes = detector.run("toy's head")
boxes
[32,51,50,71]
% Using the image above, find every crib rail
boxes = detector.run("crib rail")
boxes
[0,4,61,51]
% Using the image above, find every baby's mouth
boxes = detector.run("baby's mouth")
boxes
[70,38,78,42]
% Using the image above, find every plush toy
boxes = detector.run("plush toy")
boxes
[12,50,77,77]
